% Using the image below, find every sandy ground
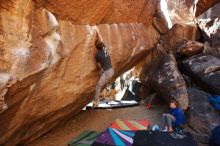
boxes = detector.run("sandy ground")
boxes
[27,102,167,146]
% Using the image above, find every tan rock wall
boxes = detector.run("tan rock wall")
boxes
[33,0,157,25]
[165,0,220,24]
[0,0,160,145]
[162,23,200,54]
[165,0,194,24]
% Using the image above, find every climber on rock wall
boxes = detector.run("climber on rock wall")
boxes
[93,34,114,107]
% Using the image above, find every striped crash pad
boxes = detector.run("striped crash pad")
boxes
[68,131,100,146]
[92,128,136,146]
[110,119,150,130]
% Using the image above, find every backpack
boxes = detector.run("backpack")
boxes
[210,125,220,146]
[208,95,220,111]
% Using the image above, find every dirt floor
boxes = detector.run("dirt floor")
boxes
[28,101,167,146]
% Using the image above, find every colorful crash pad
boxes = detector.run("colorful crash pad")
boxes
[110,119,150,130]
[68,131,100,146]
[92,128,135,146]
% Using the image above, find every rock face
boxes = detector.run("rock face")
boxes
[165,0,220,24]
[203,42,220,57]
[177,40,204,58]
[153,0,169,34]
[165,0,220,45]
[197,2,220,51]
[181,55,220,95]
[165,0,194,24]
[141,45,189,110]
[162,23,200,54]
[0,0,160,145]
[33,0,157,25]
[187,88,220,145]
[193,0,220,17]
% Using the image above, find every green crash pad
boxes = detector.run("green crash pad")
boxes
[68,131,100,146]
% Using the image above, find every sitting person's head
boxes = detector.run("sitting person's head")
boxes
[169,99,179,109]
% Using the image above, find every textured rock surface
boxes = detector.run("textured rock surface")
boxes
[165,0,194,24]
[141,45,189,110]
[197,3,220,50]
[187,88,220,145]
[181,55,220,95]
[0,0,160,145]
[2,0,218,145]
[165,0,220,24]
[203,42,220,57]
[33,0,157,25]
[177,40,204,58]
[193,0,220,17]
[153,0,169,34]
[162,23,200,54]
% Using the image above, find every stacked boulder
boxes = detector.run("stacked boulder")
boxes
[141,1,220,145]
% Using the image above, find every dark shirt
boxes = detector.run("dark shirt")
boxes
[169,107,185,127]
[95,47,112,71]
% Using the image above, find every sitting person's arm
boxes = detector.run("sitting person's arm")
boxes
[171,108,185,127]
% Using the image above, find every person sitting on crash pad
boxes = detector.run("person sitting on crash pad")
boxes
[93,36,114,107]
[162,99,185,132]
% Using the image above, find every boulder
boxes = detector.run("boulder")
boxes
[186,88,220,145]
[33,0,157,25]
[165,0,194,24]
[197,2,220,53]
[165,0,220,24]
[153,0,169,34]
[177,40,204,58]
[181,55,220,95]
[203,42,220,57]
[142,45,189,110]
[0,0,160,145]
[193,0,220,17]
[162,23,200,54]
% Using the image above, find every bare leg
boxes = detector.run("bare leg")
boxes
[163,114,176,132]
